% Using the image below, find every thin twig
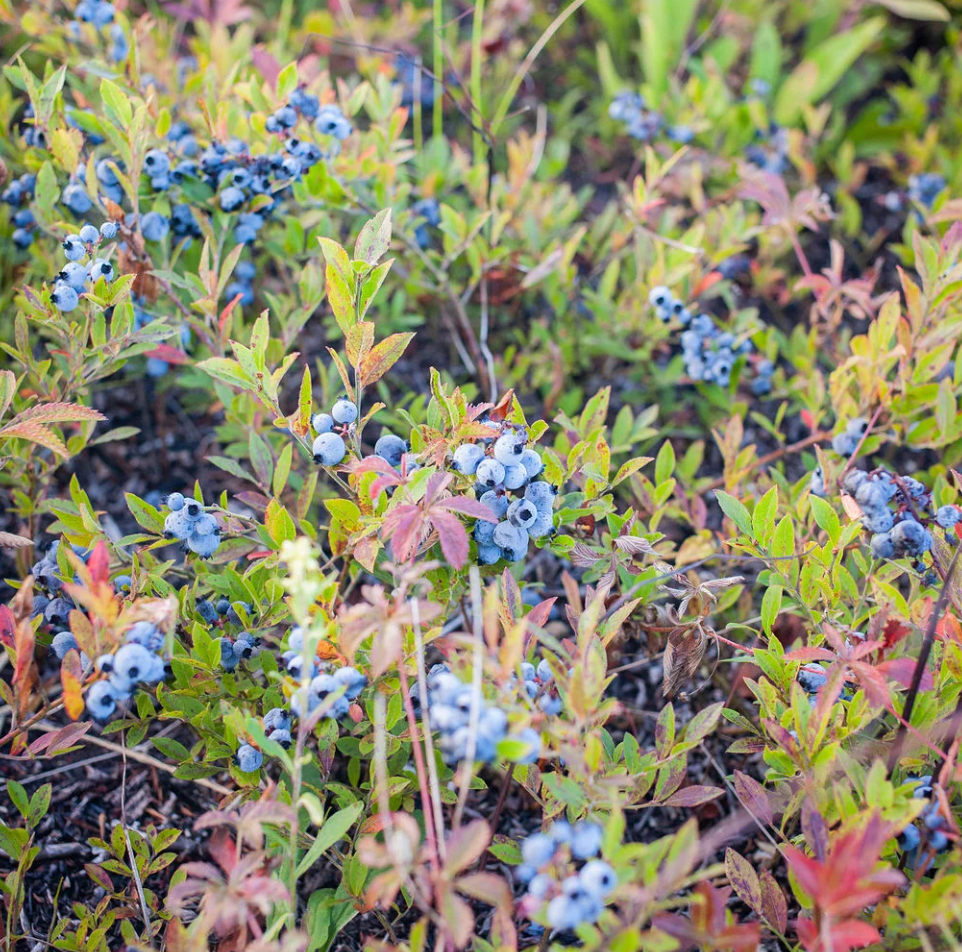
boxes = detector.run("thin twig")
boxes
[121,730,153,935]
[889,538,962,773]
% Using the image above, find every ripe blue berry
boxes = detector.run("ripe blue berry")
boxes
[51,283,80,312]
[331,397,358,425]
[79,223,100,244]
[374,433,407,467]
[167,491,185,511]
[62,184,93,215]
[86,681,120,721]
[493,433,526,466]
[235,743,263,772]
[100,221,118,239]
[453,444,484,475]
[476,458,506,488]
[114,643,156,683]
[477,543,502,565]
[507,498,538,529]
[63,236,85,263]
[60,262,89,290]
[219,186,246,212]
[479,490,508,519]
[141,211,170,242]
[87,258,114,282]
[579,860,617,897]
[52,630,79,659]
[521,832,556,868]
[313,432,347,466]
[936,505,960,529]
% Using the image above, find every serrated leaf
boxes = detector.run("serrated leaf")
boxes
[353,209,392,265]
[0,422,68,458]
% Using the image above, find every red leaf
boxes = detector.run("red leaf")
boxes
[431,511,470,570]
[733,770,773,825]
[0,604,15,649]
[436,495,500,521]
[661,785,724,807]
[875,656,931,691]
[525,597,557,630]
[87,540,110,585]
[144,344,191,365]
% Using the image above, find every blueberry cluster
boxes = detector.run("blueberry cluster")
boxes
[217,630,260,671]
[796,663,853,704]
[838,468,949,564]
[511,658,562,716]
[515,821,616,931]
[831,417,869,457]
[311,398,358,466]
[899,775,952,862]
[69,1,128,61]
[452,425,554,564]
[232,627,368,774]
[31,541,87,629]
[86,621,167,721]
[196,596,254,626]
[20,105,46,149]
[266,88,352,146]
[908,173,946,209]
[649,287,753,388]
[53,221,118,312]
[162,492,222,558]
[412,663,541,765]
[3,172,37,249]
[608,92,662,142]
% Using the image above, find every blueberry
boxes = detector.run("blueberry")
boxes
[493,520,527,551]
[313,432,347,466]
[374,433,407,467]
[477,543,502,565]
[518,448,543,479]
[235,743,263,772]
[86,680,119,721]
[52,630,79,659]
[524,481,557,511]
[114,642,154,683]
[527,872,553,899]
[125,620,163,651]
[331,397,358,425]
[163,509,192,540]
[87,258,114,282]
[891,518,932,557]
[842,470,868,494]
[476,458,506,488]
[62,184,93,216]
[59,262,89,291]
[936,505,960,529]
[167,491,185,511]
[219,186,246,213]
[479,490,509,519]
[579,860,617,897]
[798,666,828,694]
[546,895,582,931]
[538,694,563,715]
[315,104,352,140]
[79,223,100,244]
[96,653,115,673]
[12,228,32,249]
[536,658,553,681]
[452,444,485,475]
[506,499,538,530]
[51,283,80,312]
[861,506,894,534]
[493,433,526,466]
[502,464,528,490]
[196,599,218,623]
[268,728,292,749]
[809,467,826,498]
[312,412,334,434]
[509,726,541,764]
[143,149,170,178]
[521,832,556,868]
[141,211,170,242]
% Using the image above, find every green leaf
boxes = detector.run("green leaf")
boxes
[277,62,299,100]
[125,493,165,533]
[100,78,133,128]
[809,494,840,544]
[353,209,393,265]
[752,486,778,546]
[197,357,256,390]
[715,490,753,537]
[874,0,949,20]
[297,802,363,877]
[774,18,885,124]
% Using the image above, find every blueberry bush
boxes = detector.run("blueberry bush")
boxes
[3,0,962,949]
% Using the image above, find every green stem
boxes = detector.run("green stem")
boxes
[433,0,444,138]
[471,0,486,166]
